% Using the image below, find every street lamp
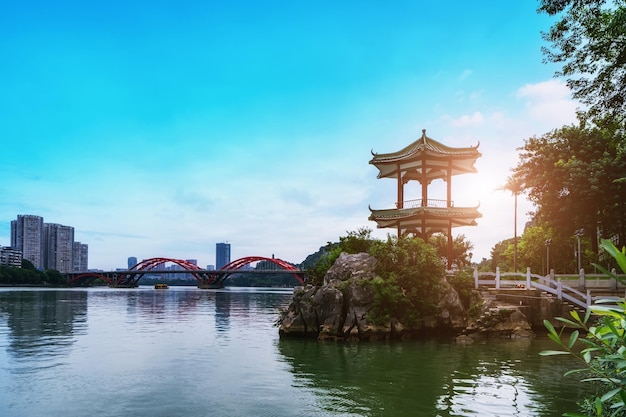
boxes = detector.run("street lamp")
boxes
[575,228,584,272]
[545,239,552,275]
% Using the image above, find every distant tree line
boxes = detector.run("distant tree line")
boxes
[0,259,66,286]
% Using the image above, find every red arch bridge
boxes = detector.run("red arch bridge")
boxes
[65,256,306,288]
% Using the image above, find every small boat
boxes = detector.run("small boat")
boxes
[154,283,169,289]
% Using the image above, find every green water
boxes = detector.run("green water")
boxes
[0,287,586,416]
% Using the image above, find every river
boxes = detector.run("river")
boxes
[0,286,587,417]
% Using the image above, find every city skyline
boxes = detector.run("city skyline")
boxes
[0,2,579,270]
[7,214,88,273]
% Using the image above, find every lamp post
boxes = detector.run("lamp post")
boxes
[575,228,584,272]
[545,239,552,275]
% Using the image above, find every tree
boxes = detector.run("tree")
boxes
[538,0,626,129]
[497,176,526,272]
[512,125,626,254]
[305,227,377,285]
[490,238,515,272]
[429,233,474,268]
[368,235,445,324]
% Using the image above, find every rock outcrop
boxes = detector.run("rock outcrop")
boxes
[278,252,470,341]
[456,292,534,343]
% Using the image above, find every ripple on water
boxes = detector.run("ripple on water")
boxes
[436,366,543,416]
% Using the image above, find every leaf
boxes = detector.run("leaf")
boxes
[544,319,558,335]
[568,330,580,348]
[600,239,626,274]
[595,396,603,415]
[548,332,564,346]
[601,388,622,402]
[564,368,589,377]
[539,350,571,356]
[557,317,584,328]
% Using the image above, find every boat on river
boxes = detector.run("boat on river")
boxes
[154,283,169,289]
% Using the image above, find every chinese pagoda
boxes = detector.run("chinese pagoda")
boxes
[368,129,482,269]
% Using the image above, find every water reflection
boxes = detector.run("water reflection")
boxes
[0,290,87,368]
[277,337,586,417]
[215,290,232,334]
[0,287,587,417]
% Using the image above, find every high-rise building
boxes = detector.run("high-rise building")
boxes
[0,246,22,267]
[44,223,74,273]
[10,214,44,269]
[72,242,88,272]
[128,257,138,269]
[10,214,88,273]
[216,242,231,269]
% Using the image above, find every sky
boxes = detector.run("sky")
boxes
[0,1,580,270]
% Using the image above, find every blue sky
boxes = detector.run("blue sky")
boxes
[0,1,579,270]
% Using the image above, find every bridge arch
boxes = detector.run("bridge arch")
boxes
[215,256,305,286]
[103,256,304,288]
[67,272,113,287]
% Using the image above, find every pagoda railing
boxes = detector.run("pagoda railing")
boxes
[397,198,451,208]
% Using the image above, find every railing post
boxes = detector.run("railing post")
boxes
[474,266,478,289]
[526,267,531,289]
[496,267,500,290]
[587,289,591,307]
[579,268,585,290]
[557,278,563,300]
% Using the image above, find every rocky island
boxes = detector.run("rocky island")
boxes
[279,252,536,342]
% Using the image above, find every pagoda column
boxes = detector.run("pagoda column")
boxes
[447,160,452,208]
[396,163,403,209]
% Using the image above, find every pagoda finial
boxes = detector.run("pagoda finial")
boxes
[422,129,427,143]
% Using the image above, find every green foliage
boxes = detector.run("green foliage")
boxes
[367,235,445,323]
[306,228,376,285]
[429,233,474,268]
[593,239,626,282]
[541,238,626,416]
[21,258,36,270]
[446,268,474,310]
[338,227,376,254]
[44,269,66,286]
[367,275,418,326]
[539,0,626,128]
[0,265,69,286]
[490,237,515,271]
[512,125,626,259]
[305,230,452,326]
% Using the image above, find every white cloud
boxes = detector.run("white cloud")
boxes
[516,79,579,127]
[450,111,485,127]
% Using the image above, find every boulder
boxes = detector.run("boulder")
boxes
[461,298,534,340]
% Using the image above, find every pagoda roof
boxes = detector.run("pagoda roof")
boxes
[369,129,481,181]
[368,205,482,236]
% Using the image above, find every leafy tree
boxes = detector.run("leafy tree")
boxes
[368,235,445,323]
[305,227,377,285]
[538,0,626,129]
[490,238,515,271]
[429,233,474,269]
[21,258,36,270]
[512,125,626,254]
[44,269,66,286]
